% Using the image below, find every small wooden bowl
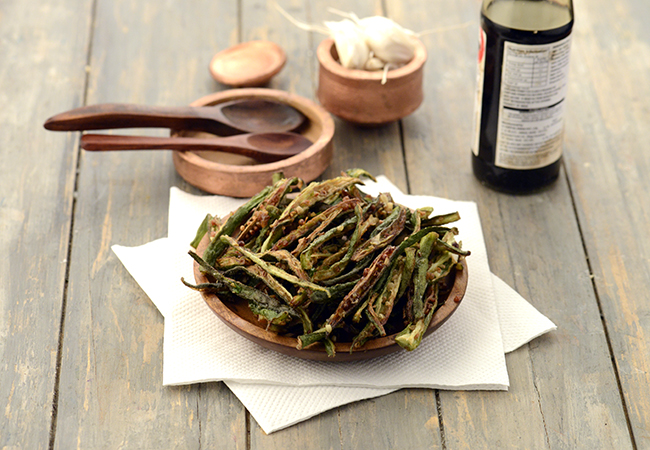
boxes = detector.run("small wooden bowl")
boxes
[209,41,286,87]
[193,233,468,362]
[171,89,334,197]
[317,38,427,125]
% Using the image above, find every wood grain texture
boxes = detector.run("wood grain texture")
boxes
[5,0,646,447]
[0,0,91,447]
[393,0,635,447]
[564,0,650,445]
[53,0,247,448]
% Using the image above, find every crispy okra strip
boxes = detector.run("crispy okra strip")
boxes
[435,231,470,257]
[263,250,309,280]
[315,242,351,273]
[395,283,440,351]
[371,256,405,329]
[351,256,405,349]
[269,198,357,251]
[421,211,462,227]
[312,203,365,281]
[187,251,297,325]
[309,280,358,304]
[248,300,294,327]
[411,232,438,320]
[295,305,314,334]
[288,198,360,255]
[181,278,222,293]
[225,265,293,304]
[203,185,274,266]
[299,216,358,271]
[324,245,396,331]
[274,176,364,226]
[319,252,375,286]
[261,173,370,251]
[394,304,436,351]
[352,292,377,323]
[426,253,455,283]
[351,205,407,261]
[220,235,330,297]
[397,247,417,299]
[238,177,300,244]
[345,168,376,181]
[297,328,328,350]
[190,213,213,249]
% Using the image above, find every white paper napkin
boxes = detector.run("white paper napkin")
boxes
[112,176,556,433]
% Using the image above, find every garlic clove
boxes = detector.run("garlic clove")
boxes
[358,16,416,65]
[325,20,370,69]
[364,55,386,71]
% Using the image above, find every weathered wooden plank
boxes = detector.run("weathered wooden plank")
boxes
[563,0,650,446]
[53,0,247,448]
[241,0,424,447]
[0,0,92,447]
[392,0,634,447]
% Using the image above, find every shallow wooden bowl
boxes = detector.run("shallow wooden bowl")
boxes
[193,233,468,362]
[171,89,334,197]
[317,37,427,125]
[209,41,286,87]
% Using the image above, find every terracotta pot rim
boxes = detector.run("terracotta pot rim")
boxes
[316,37,427,82]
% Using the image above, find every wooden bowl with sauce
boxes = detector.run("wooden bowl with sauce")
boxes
[171,89,334,197]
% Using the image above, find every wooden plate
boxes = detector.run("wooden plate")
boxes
[192,233,468,362]
[171,89,334,197]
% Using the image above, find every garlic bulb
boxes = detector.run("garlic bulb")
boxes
[358,16,416,65]
[276,3,420,75]
[324,20,370,69]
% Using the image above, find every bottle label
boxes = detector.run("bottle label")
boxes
[495,35,572,169]
[471,27,487,157]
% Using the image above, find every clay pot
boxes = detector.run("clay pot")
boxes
[317,37,427,124]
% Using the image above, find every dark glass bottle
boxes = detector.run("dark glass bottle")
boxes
[471,0,574,193]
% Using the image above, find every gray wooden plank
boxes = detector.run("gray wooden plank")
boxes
[242,0,427,447]
[53,0,247,448]
[0,0,92,447]
[391,0,634,447]
[563,0,650,445]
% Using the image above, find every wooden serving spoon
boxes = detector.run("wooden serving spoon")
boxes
[79,132,313,163]
[43,99,307,136]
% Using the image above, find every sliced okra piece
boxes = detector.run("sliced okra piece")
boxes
[351,205,407,262]
[325,245,396,331]
[203,185,273,266]
[190,213,213,249]
[220,235,330,297]
[411,232,438,320]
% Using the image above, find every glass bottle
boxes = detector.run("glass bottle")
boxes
[471,0,574,193]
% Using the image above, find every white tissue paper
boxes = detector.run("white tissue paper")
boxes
[112,176,556,433]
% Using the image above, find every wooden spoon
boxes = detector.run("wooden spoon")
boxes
[209,41,286,87]
[79,132,313,163]
[43,99,307,136]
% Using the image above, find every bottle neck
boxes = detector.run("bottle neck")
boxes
[482,0,573,31]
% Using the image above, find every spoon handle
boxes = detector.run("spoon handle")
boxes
[44,103,238,136]
[79,134,289,163]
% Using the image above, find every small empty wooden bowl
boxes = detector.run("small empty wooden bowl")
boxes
[193,233,468,362]
[209,41,286,87]
[171,89,334,197]
[317,37,427,124]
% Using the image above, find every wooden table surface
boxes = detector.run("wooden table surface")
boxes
[3,0,649,448]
